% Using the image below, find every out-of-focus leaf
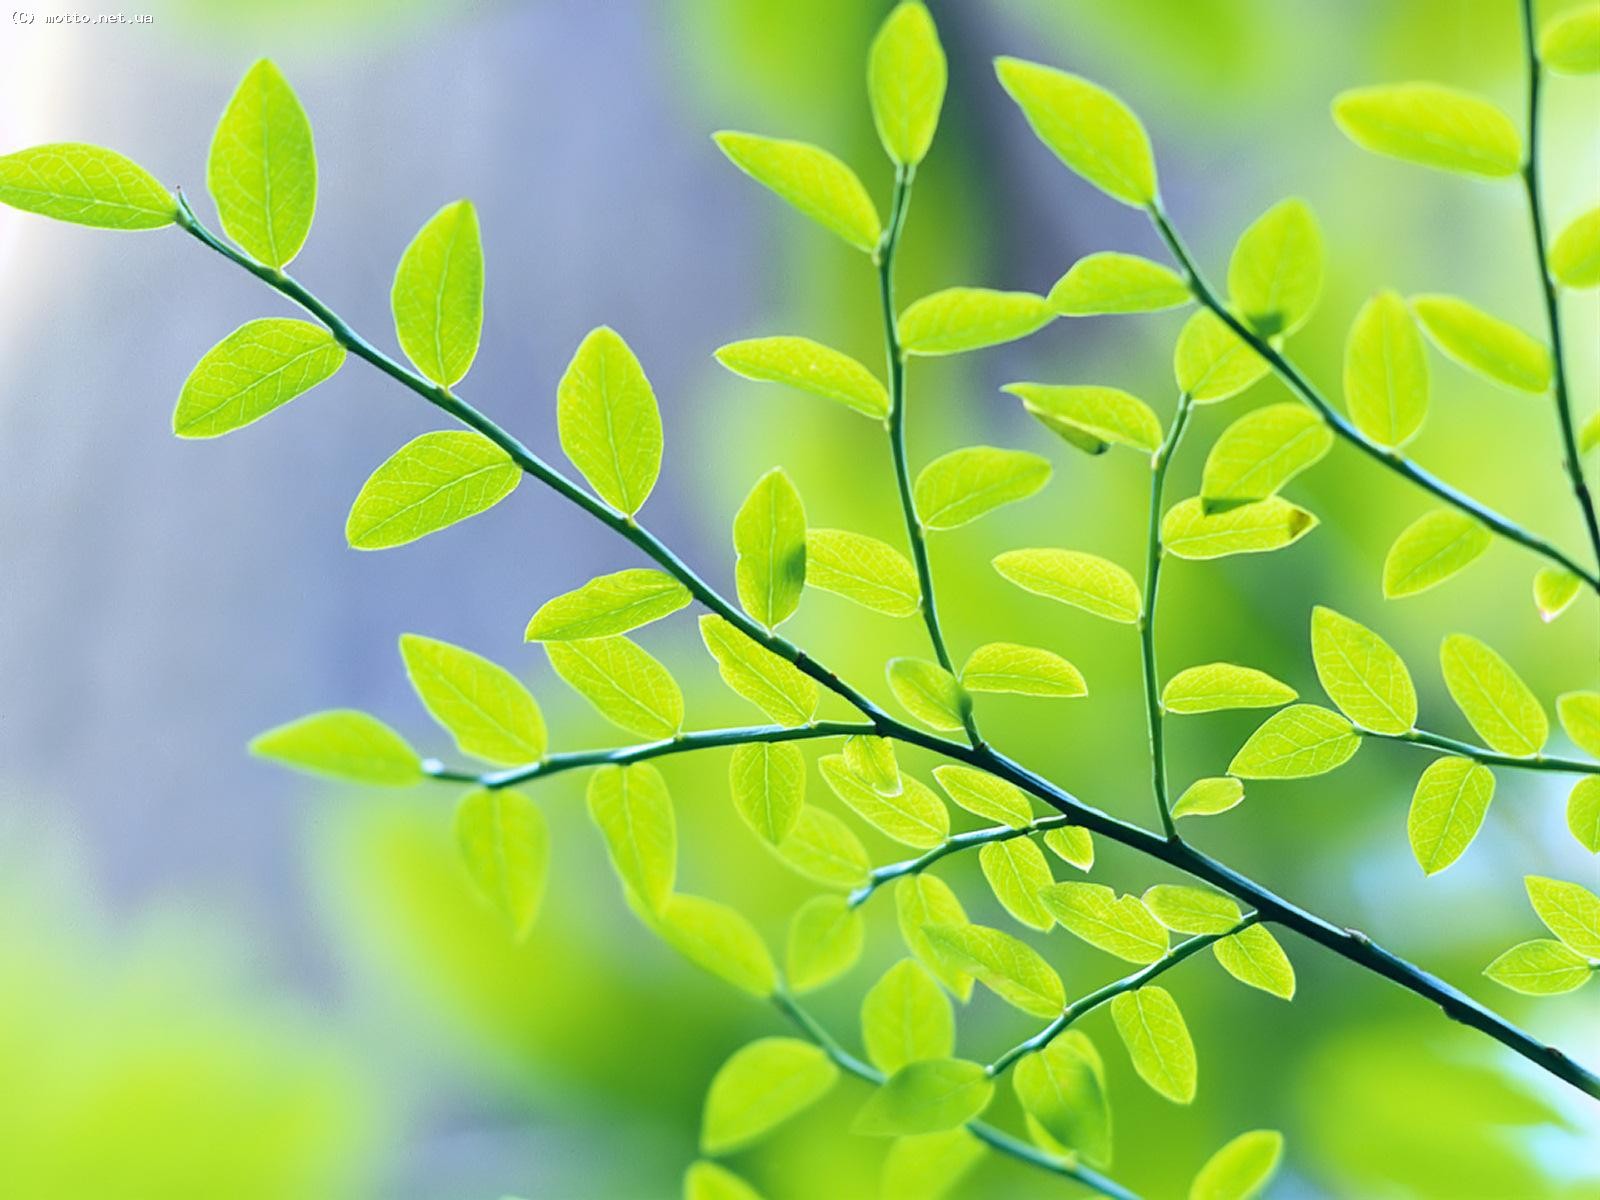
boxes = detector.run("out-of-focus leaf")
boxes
[1532,567,1582,622]
[250,709,420,785]
[880,1130,985,1200]
[1332,84,1520,177]
[774,807,871,890]
[1228,704,1361,778]
[1549,207,1600,289]
[861,958,954,1075]
[685,1161,764,1200]
[587,763,676,912]
[1569,777,1600,852]
[654,893,776,997]
[1440,634,1547,756]
[1382,509,1492,598]
[1014,1032,1111,1166]
[1541,6,1600,74]
[1557,692,1600,757]
[346,431,519,550]
[1189,1130,1284,1200]
[700,1038,838,1154]
[1049,251,1190,315]
[454,788,548,938]
[786,895,864,992]
[714,131,881,252]
[547,635,684,739]
[557,327,662,515]
[173,318,345,438]
[1408,757,1494,875]
[896,876,973,1000]
[1412,295,1550,393]
[853,1059,993,1136]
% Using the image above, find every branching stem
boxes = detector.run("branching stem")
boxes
[1375,726,1599,775]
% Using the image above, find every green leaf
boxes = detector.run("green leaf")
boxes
[172,318,345,438]
[1344,290,1430,448]
[713,131,881,252]
[1550,207,1600,288]
[992,548,1140,622]
[1412,294,1550,394]
[655,893,776,997]
[587,763,676,912]
[1163,496,1317,559]
[1583,410,1600,455]
[861,959,955,1075]
[932,764,1032,828]
[685,1161,764,1200]
[898,289,1054,357]
[1526,876,1600,957]
[729,741,806,845]
[1049,251,1190,316]
[546,635,684,739]
[1142,885,1242,935]
[714,336,888,418]
[896,875,974,1000]
[249,709,421,785]
[979,838,1056,931]
[524,568,690,641]
[1174,310,1269,404]
[1533,568,1582,623]
[0,142,174,229]
[1408,757,1495,875]
[1382,509,1492,598]
[1440,634,1547,756]
[1484,940,1593,995]
[1189,1130,1284,1200]
[1200,403,1332,511]
[1213,925,1296,999]
[994,57,1157,206]
[1557,691,1600,757]
[785,895,864,992]
[774,806,871,889]
[346,430,520,550]
[842,735,901,797]
[819,754,948,848]
[1228,704,1361,778]
[1040,882,1169,963]
[399,633,546,765]
[804,529,920,616]
[961,642,1086,698]
[700,615,818,725]
[454,788,549,939]
[1172,777,1246,819]
[701,1037,839,1154]
[390,200,482,387]
[869,1,947,167]
[733,469,807,629]
[1227,198,1324,338]
[1332,83,1521,177]
[1163,663,1297,714]
[1013,1032,1112,1167]
[853,1059,993,1137]
[913,446,1051,529]
[1004,384,1163,455]
[887,658,972,733]
[925,924,1064,1017]
[1541,5,1600,74]
[207,60,316,269]
[879,1130,986,1200]
[1043,825,1095,870]
[1568,777,1600,853]
[557,326,662,515]
[1110,986,1196,1102]
[1310,606,1417,734]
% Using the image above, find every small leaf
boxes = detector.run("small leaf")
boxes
[729,741,806,845]
[685,1161,764,1200]
[1583,410,1600,455]
[961,642,1086,698]
[842,735,901,797]
[1143,885,1242,935]
[1484,940,1593,995]
[700,615,818,725]
[1568,777,1600,853]
[1200,403,1332,511]
[1408,757,1495,875]
[1344,290,1430,448]
[346,430,520,550]
[979,838,1056,931]
[786,895,864,992]
[524,569,690,641]
[546,635,684,739]
[994,57,1157,206]
[454,788,548,938]
[992,548,1141,622]
[1332,83,1521,177]
[250,709,421,785]
[819,754,948,849]
[1382,509,1492,598]
[1043,825,1095,870]
[899,289,1054,356]
[1541,5,1600,74]
[391,200,483,387]
[1041,882,1169,963]
[1110,987,1196,1102]
[774,806,871,889]
[1440,634,1547,756]
[1174,310,1269,404]
[896,876,973,1000]
[1172,777,1245,819]
[887,658,972,733]
[1163,663,1297,714]
[1310,606,1417,734]
[1557,691,1600,757]
[923,924,1064,1017]
[1533,568,1582,622]
[1228,704,1361,778]
[1163,496,1317,559]
[714,336,888,418]
[701,1038,839,1154]
[804,528,920,616]
[1412,295,1550,394]
[1526,876,1600,957]
[879,1130,985,1200]
[913,446,1051,529]
[400,633,547,765]
[655,893,776,997]
[869,1,948,167]
[1049,251,1190,316]
[1213,925,1296,999]
[0,142,174,229]
[932,764,1032,828]
[853,1059,994,1137]
[1227,198,1324,337]
[733,469,807,629]
[1550,207,1600,289]
[1189,1130,1284,1200]
[1004,384,1163,455]
[714,131,881,252]
[557,327,663,515]
[861,958,955,1075]
[207,60,316,269]
[1013,1033,1112,1167]
[173,318,345,438]
[588,763,676,912]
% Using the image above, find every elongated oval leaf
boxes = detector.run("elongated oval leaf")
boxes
[992,548,1141,622]
[1049,251,1190,316]
[1228,704,1361,778]
[525,568,690,641]
[1382,509,1492,598]
[557,326,662,515]
[1558,691,1600,757]
[715,336,888,418]
[1541,6,1600,74]
[820,754,947,848]
[1550,207,1600,289]
[1440,634,1547,756]
[881,1130,985,1200]
[979,838,1056,931]
[1534,568,1583,623]
[1227,198,1324,338]
[805,528,920,616]
[1332,83,1520,177]
[1043,825,1095,870]
[208,60,316,268]
[546,635,684,739]
[1162,496,1317,559]
[729,741,806,845]
[346,430,520,550]
[786,895,864,993]
[1200,403,1332,510]
[1041,882,1169,962]
[1174,310,1269,403]
[700,615,817,725]
[1172,776,1246,819]
[1310,606,1417,734]
[1570,777,1600,853]
[0,142,174,229]
[1484,939,1593,994]
[1142,885,1242,935]
[1344,290,1429,447]
[714,131,881,252]
[173,318,345,438]
[869,2,947,167]
[854,1058,993,1137]
[932,764,1032,827]
[899,288,1054,356]
[1004,384,1163,454]
[701,1038,839,1154]
[1190,1130,1284,1200]
[774,806,871,889]
[1213,924,1295,999]
[888,658,971,732]
[896,875,973,999]
[400,633,546,765]
[861,958,955,1075]
[1014,1033,1111,1166]
[734,468,807,628]
[1111,987,1196,1102]
[391,200,483,387]
[588,763,676,912]
[685,1162,763,1200]
[924,924,1064,1017]
[1528,876,1600,956]
[914,445,1051,529]
[454,787,548,938]
[1163,663,1297,714]
[250,709,421,785]
[655,893,776,997]
[961,642,1086,698]
[1412,294,1550,393]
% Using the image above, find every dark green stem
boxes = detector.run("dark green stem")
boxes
[1379,727,1599,775]
[847,813,1073,908]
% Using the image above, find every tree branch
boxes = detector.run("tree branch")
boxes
[1372,726,1599,775]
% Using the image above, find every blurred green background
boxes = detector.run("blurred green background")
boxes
[0,1,1596,1197]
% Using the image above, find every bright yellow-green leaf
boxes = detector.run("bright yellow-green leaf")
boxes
[1310,606,1417,734]
[1332,83,1521,177]
[932,764,1032,828]
[524,568,690,641]
[786,895,864,993]
[729,741,805,845]
[842,735,901,797]
[1049,251,1190,316]
[819,754,947,849]
[701,1038,839,1154]
[923,924,1064,1017]
[896,875,973,1000]
[391,200,483,387]
[1110,987,1196,1102]
[1557,692,1600,757]
[1344,290,1430,448]
[1143,885,1242,935]
[546,635,684,739]
[250,709,421,785]
[992,548,1141,622]
[1162,496,1317,559]
[879,1130,985,1200]
[1173,776,1246,819]
[1408,756,1495,875]
[557,326,662,515]
[1541,5,1600,73]
[1041,882,1168,962]
[1484,939,1593,995]
[899,289,1054,357]
[1213,925,1296,999]
[1189,1130,1284,1200]
[994,57,1157,206]
[733,469,807,630]
[869,2,947,167]
[1382,509,1492,598]
[1533,568,1582,623]
[655,893,776,997]
[1174,310,1270,403]
[345,430,520,550]
[173,318,345,438]
[861,959,955,1075]
[1013,1033,1111,1167]
[0,142,174,229]
[685,1161,764,1200]
[1440,634,1547,756]
[1583,410,1600,455]
[1043,825,1095,870]
[1004,384,1163,454]
[913,445,1051,529]
[714,336,888,418]
[399,633,546,765]
[887,658,971,732]
[587,763,676,912]
[700,615,818,726]
[1228,704,1361,778]
[1527,876,1600,956]
[1549,206,1600,289]
[961,642,1086,698]
[979,838,1055,931]
[1568,777,1600,852]
[774,806,871,889]
[207,60,316,269]
[804,528,920,616]
[714,131,881,252]
[454,788,548,939]
[1163,663,1297,714]
[853,1059,993,1137]
[1227,198,1324,337]
[1200,403,1332,511]
[1413,294,1551,393]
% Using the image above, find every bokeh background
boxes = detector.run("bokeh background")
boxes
[1,1,1597,1196]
